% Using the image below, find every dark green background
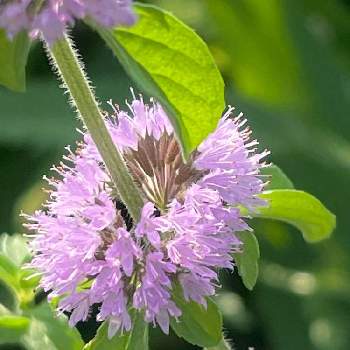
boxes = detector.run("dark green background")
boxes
[1,0,349,349]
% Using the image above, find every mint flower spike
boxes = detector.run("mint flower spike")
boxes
[24,95,270,338]
[0,0,135,43]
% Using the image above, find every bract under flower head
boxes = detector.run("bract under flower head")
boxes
[0,0,135,43]
[24,91,269,337]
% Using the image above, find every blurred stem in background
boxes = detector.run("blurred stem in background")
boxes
[48,34,143,221]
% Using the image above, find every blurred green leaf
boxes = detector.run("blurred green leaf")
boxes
[93,3,225,156]
[0,234,34,303]
[233,232,260,290]
[84,312,148,350]
[0,314,30,345]
[0,236,80,350]
[261,165,294,190]
[206,0,305,107]
[0,30,30,92]
[0,281,17,312]
[170,283,222,347]
[22,303,83,350]
[257,190,336,243]
[0,255,19,292]
[0,234,30,266]
[0,303,12,315]
[18,269,40,291]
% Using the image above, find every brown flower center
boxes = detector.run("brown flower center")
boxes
[124,132,203,210]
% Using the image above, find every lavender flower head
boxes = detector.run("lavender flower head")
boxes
[0,0,135,43]
[24,92,269,337]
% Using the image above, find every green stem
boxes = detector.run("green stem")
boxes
[48,34,143,220]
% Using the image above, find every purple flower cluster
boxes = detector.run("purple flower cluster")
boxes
[0,0,135,43]
[25,94,269,337]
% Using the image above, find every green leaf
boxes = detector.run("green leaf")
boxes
[0,234,30,266]
[0,234,34,304]
[0,314,30,344]
[0,303,12,315]
[0,290,82,349]
[84,312,148,350]
[233,232,260,290]
[0,255,19,291]
[0,30,31,92]
[205,338,232,350]
[19,269,41,290]
[22,303,83,350]
[0,284,17,312]
[92,3,225,156]
[261,165,294,190]
[257,190,336,243]
[170,284,222,347]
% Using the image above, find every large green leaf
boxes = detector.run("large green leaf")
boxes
[257,190,336,243]
[84,312,148,350]
[233,232,260,290]
[93,3,225,156]
[170,284,222,347]
[0,30,31,92]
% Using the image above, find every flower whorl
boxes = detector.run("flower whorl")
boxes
[25,93,269,337]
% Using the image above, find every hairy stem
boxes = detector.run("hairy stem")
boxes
[48,34,143,220]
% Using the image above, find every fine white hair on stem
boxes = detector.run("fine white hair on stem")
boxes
[44,30,99,123]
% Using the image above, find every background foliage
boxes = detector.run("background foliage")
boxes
[0,0,349,349]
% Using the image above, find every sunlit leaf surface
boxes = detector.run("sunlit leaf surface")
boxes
[94,4,225,156]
